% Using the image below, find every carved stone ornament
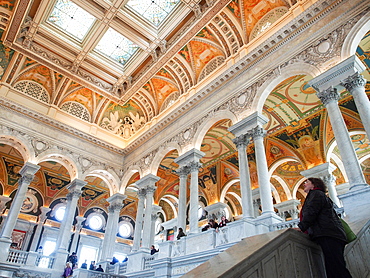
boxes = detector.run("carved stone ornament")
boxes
[340,72,367,92]
[250,126,266,140]
[316,87,340,106]
[232,134,250,149]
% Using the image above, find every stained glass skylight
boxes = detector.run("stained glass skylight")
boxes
[48,0,96,40]
[94,28,139,65]
[126,0,180,26]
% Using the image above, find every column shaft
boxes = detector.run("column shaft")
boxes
[252,127,275,214]
[189,162,201,234]
[132,189,145,251]
[30,207,50,252]
[233,135,254,218]
[141,186,155,249]
[176,166,189,230]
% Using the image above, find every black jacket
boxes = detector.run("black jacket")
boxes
[298,189,347,242]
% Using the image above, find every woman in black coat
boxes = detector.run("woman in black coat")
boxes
[298,177,352,278]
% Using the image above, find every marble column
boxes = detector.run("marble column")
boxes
[274,199,301,220]
[29,206,51,252]
[70,216,85,254]
[175,165,190,232]
[250,126,275,215]
[316,87,367,190]
[189,161,202,234]
[0,162,40,262]
[149,205,162,246]
[138,174,160,250]
[132,188,146,251]
[174,149,204,235]
[301,162,341,207]
[204,202,227,222]
[53,179,85,271]
[100,193,126,262]
[231,134,254,219]
[341,72,370,139]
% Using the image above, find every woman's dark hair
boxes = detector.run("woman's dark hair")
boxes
[307,177,327,192]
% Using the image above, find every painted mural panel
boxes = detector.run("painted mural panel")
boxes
[62,87,94,114]
[15,65,53,95]
[0,30,14,79]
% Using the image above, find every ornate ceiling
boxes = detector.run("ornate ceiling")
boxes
[0,0,304,147]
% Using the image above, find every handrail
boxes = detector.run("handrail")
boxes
[6,249,28,264]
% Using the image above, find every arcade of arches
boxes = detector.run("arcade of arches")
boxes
[0,0,369,275]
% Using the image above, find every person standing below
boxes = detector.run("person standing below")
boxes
[218,216,229,228]
[150,245,158,255]
[80,260,88,269]
[67,252,78,269]
[298,177,352,278]
[95,265,104,272]
[62,262,73,278]
[89,261,96,270]
[177,227,186,240]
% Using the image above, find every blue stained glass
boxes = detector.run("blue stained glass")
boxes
[95,28,139,65]
[126,0,180,26]
[48,0,96,40]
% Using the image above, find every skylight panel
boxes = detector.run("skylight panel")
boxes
[126,0,180,26]
[48,0,96,40]
[94,28,139,65]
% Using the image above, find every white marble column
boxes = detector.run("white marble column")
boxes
[53,179,85,270]
[138,174,160,250]
[175,165,190,232]
[100,193,126,262]
[70,216,85,254]
[341,67,370,139]
[204,202,227,222]
[149,205,162,246]
[189,161,202,234]
[316,87,367,190]
[132,188,146,251]
[231,134,254,219]
[250,126,275,215]
[274,199,301,220]
[0,162,40,261]
[30,206,51,252]
[174,149,204,235]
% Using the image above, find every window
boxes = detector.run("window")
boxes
[126,0,180,26]
[79,246,98,268]
[48,0,96,40]
[54,205,66,221]
[86,212,105,231]
[42,240,56,256]
[94,28,139,65]
[118,221,133,238]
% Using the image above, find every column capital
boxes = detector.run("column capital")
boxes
[176,165,190,177]
[107,193,126,206]
[19,162,40,176]
[136,174,160,188]
[232,134,250,149]
[340,72,366,93]
[228,111,268,137]
[174,148,205,166]
[308,55,366,92]
[300,162,337,177]
[188,161,202,172]
[250,126,266,140]
[67,179,87,192]
[137,188,146,199]
[316,86,340,106]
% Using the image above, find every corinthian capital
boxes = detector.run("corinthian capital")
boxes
[340,72,366,93]
[232,134,250,149]
[316,86,340,106]
[18,173,35,185]
[188,161,202,172]
[176,165,190,177]
[250,126,266,140]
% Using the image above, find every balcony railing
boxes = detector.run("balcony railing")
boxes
[6,249,28,264]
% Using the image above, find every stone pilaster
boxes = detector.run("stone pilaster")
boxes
[175,165,190,232]
[132,188,146,251]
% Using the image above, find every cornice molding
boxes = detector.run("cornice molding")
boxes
[0,96,125,155]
